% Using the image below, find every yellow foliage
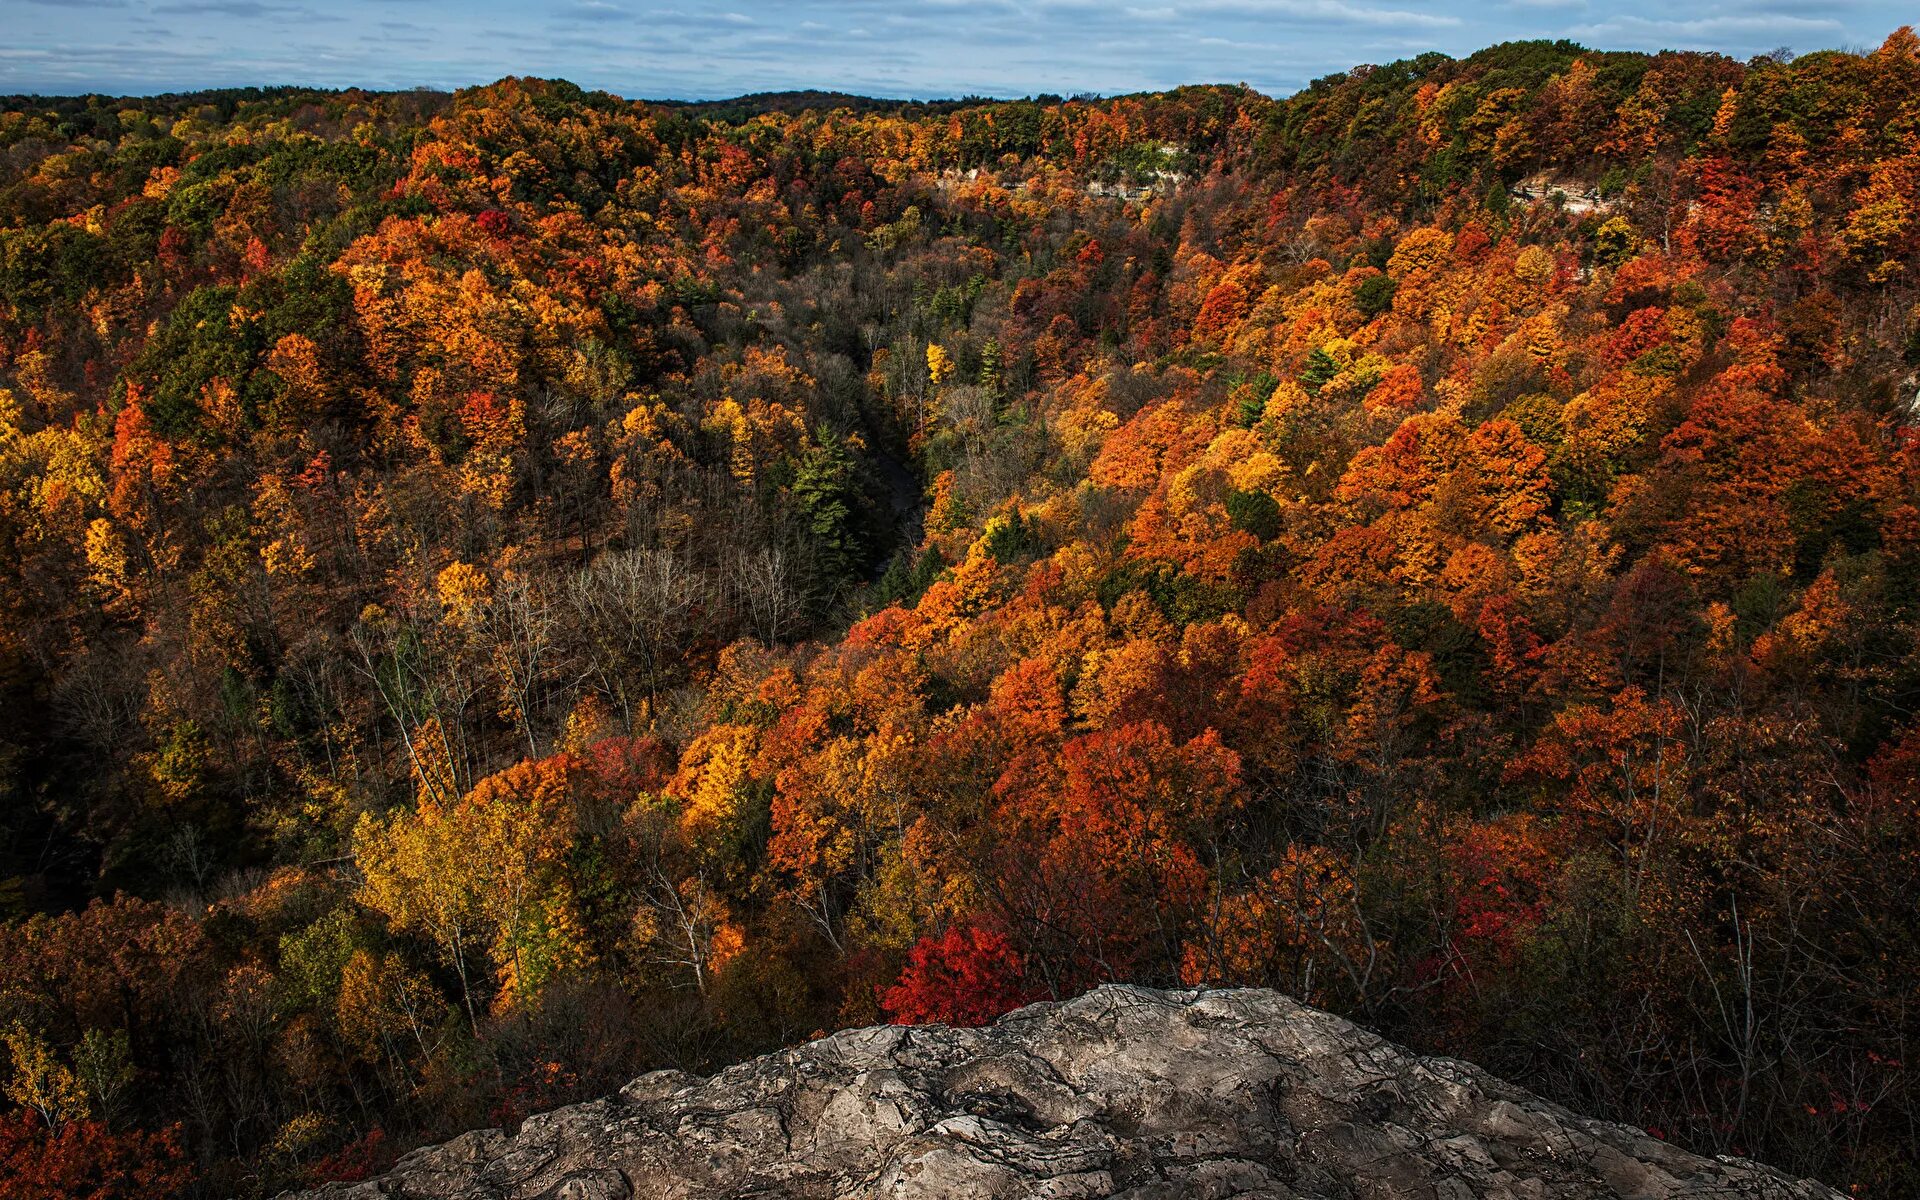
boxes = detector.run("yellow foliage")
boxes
[1842,165,1912,277]
[82,517,134,607]
[560,692,618,752]
[853,819,973,951]
[1058,403,1120,463]
[671,723,757,844]
[336,949,439,1059]
[1514,245,1556,288]
[926,342,956,387]
[356,755,585,1012]
[493,885,595,1013]
[2,1024,90,1126]
[435,560,492,626]
[253,475,315,579]
[270,1112,336,1161]
[1387,227,1454,279]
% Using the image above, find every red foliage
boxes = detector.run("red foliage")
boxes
[156,225,189,265]
[488,1061,582,1131]
[1364,364,1424,413]
[1602,306,1670,367]
[1444,816,1555,966]
[0,897,211,1039]
[580,734,674,795]
[1193,279,1250,342]
[0,1116,193,1200]
[881,926,1033,1027]
[306,1127,389,1185]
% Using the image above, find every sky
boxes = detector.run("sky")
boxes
[0,0,1909,101]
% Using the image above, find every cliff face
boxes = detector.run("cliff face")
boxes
[293,986,1839,1200]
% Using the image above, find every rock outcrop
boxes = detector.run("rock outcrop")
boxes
[291,985,1839,1200]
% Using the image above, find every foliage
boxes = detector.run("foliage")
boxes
[3,31,1920,1194]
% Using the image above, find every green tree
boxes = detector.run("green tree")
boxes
[792,430,866,592]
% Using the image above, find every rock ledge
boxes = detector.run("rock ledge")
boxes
[292,985,1839,1199]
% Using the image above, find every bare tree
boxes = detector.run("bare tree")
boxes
[564,547,711,729]
[726,543,803,646]
[488,573,559,759]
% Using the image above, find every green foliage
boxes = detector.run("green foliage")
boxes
[127,257,354,437]
[792,429,867,591]
[982,509,1039,563]
[1299,346,1342,393]
[277,909,362,1015]
[1591,217,1640,267]
[1094,141,1195,184]
[914,275,987,331]
[1731,571,1788,642]
[1354,274,1397,319]
[1225,489,1282,540]
[978,338,1005,399]
[874,548,945,608]
[0,226,108,322]
[71,1029,134,1126]
[1503,393,1564,447]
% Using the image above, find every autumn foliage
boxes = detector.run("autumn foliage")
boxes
[0,1116,191,1200]
[5,30,1920,1196]
[880,926,1032,1027]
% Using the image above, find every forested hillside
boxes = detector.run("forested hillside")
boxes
[3,32,1920,1194]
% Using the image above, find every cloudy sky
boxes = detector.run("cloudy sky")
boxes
[0,0,1907,101]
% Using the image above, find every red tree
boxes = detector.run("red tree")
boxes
[880,925,1033,1027]
[0,1116,193,1200]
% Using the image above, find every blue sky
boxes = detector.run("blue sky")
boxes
[0,0,1907,100]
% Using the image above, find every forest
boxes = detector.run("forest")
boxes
[2,30,1920,1195]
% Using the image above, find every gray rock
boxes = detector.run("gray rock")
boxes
[284,986,1839,1200]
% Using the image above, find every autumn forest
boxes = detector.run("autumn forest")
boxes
[4,30,1920,1195]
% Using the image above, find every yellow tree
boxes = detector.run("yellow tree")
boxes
[354,754,586,1022]
[926,343,956,388]
[1,1024,89,1127]
[353,799,486,1030]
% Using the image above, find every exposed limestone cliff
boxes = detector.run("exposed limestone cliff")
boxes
[290,986,1840,1199]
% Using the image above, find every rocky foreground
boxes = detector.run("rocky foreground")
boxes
[290,986,1839,1199]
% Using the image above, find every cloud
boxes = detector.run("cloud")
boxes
[1120,0,1463,27]
[639,7,757,25]
[1,0,1907,100]
[1563,11,1845,48]
[150,0,312,15]
[554,1,631,22]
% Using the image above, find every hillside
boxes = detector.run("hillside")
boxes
[2,31,1920,1196]
[287,986,1841,1200]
